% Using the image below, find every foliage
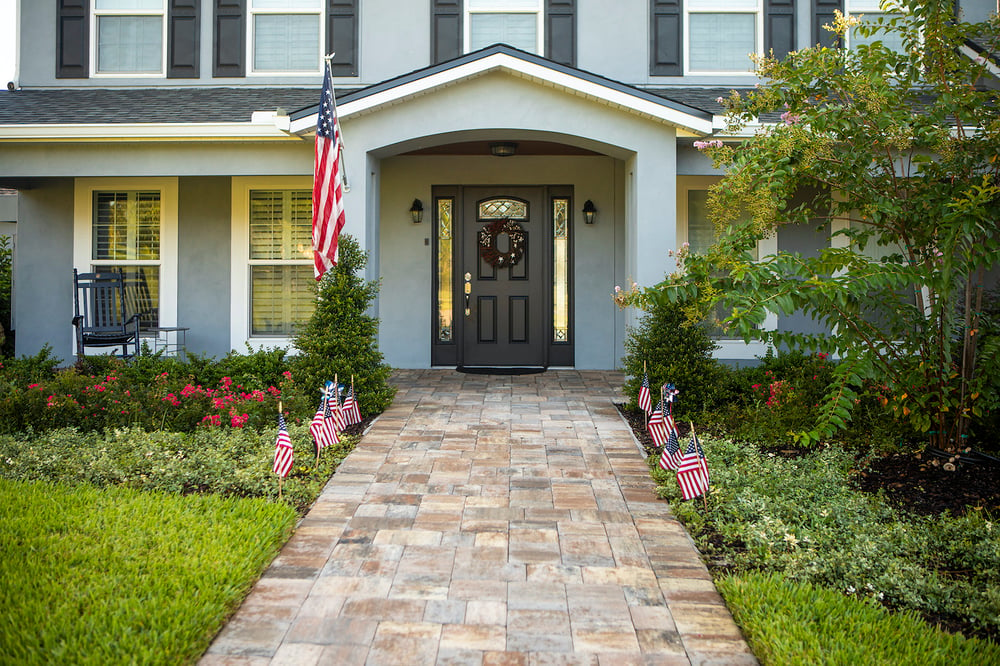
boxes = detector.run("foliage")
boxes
[620,296,724,416]
[0,478,296,665]
[622,4,1000,450]
[0,424,355,515]
[292,234,395,417]
[652,437,1000,638]
[718,573,1000,665]
[0,235,11,356]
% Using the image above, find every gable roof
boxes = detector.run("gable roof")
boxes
[289,44,715,136]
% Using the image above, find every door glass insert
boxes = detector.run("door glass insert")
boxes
[437,198,454,342]
[478,198,528,220]
[552,197,569,342]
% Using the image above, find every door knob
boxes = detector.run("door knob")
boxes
[464,273,472,317]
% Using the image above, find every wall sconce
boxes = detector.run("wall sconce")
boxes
[583,199,597,224]
[490,142,518,157]
[409,198,424,224]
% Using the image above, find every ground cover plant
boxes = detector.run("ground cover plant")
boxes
[0,478,297,665]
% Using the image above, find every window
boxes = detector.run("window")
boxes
[93,0,166,75]
[685,0,761,74]
[250,0,323,73]
[846,1,906,53]
[231,178,315,349]
[467,0,544,54]
[74,178,178,337]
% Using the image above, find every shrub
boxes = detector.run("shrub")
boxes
[292,235,395,417]
[621,297,724,417]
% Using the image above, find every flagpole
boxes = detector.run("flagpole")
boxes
[316,386,324,469]
[321,54,350,193]
[643,361,649,427]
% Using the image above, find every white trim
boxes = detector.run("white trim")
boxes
[960,44,1000,77]
[0,122,299,141]
[230,176,313,353]
[90,0,167,78]
[72,177,179,353]
[683,1,763,76]
[288,52,715,135]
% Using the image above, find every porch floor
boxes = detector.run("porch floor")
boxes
[200,369,756,665]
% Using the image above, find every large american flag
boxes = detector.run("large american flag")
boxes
[676,432,710,500]
[658,415,682,471]
[638,371,652,414]
[272,413,294,478]
[343,382,362,426]
[312,62,347,280]
[310,393,339,452]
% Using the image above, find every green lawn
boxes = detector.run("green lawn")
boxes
[0,479,297,665]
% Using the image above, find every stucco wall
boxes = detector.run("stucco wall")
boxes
[14,180,74,361]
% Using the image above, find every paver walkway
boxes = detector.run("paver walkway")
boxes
[201,370,756,665]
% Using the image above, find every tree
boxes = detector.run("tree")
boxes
[292,235,395,418]
[625,2,1000,449]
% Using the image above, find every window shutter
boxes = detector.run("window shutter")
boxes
[432,0,463,64]
[813,0,843,48]
[213,0,245,77]
[168,0,200,78]
[545,0,576,66]
[327,0,358,76]
[57,0,89,79]
[650,0,681,76]
[765,0,795,60]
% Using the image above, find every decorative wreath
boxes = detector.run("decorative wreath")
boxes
[479,218,526,268]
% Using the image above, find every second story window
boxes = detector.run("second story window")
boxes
[846,1,906,53]
[93,0,166,75]
[467,0,544,54]
[685,0,761,74]
[250,0,323,73]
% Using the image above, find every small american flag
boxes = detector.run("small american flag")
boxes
[325,382,346,434]
[272,413,294,478]
[658,415,682,471]
[638,371,652,414]
[676,432,709,500]
[310,393,339,452]
[343,382,362,426]
[312,61,347,280]
[662,383,679,415]
[647,399,669,446]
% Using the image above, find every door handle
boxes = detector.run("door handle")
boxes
[464,272,472,317]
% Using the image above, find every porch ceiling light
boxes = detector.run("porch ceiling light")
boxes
[490,142,518,157]
[410,198,424,224]
[583,199,597,224]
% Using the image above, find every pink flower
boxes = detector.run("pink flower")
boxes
[230,413,249,428]
[693,139,724,150]
[716,96,725,104]
[200,414,222,427]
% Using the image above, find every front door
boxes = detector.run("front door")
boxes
[461,187,546,367]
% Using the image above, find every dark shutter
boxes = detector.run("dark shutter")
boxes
[813,0,843,48]
[650,0,681,76]
[213,0,245,77]
[545,0,576,66]
[168,0,200,78]
[57,0,89,79]
[432,0,463,64]
[327,0,358,76]
[765,0,795,60]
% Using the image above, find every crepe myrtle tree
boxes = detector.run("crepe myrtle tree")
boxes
[619,2,1000,449]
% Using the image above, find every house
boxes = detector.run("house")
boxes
[0,0,995,369]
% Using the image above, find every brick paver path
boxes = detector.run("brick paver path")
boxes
[201,370,756,665]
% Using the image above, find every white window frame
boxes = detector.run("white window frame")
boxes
[247,0,325,76]
[73,178,179,352]
[684,0,763,76]
[465,0,544,55]
[90,0,167,77]
[677,176,776,357]
[231,176,314,351]
[844,0,909,51]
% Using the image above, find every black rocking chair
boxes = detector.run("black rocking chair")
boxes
[72,269,141,359]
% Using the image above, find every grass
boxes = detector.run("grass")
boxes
[0,478,297,665]
[718,573,1000,665]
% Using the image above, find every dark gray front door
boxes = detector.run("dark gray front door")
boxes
[461,187,546,367]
